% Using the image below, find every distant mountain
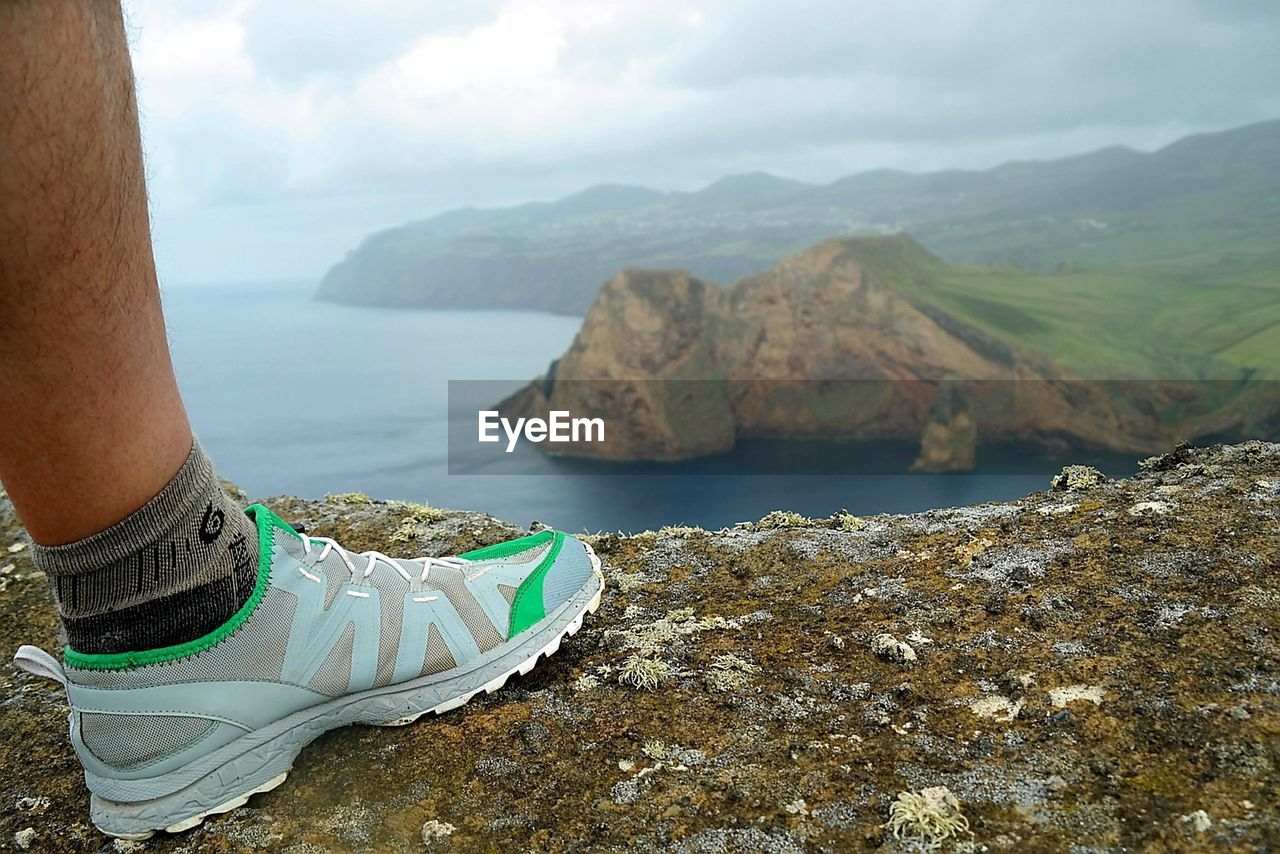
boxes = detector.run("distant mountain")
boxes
[498,235,1276,469]
[316,118,1280,314]
[690,172,816,206]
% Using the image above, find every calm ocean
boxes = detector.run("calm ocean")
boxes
[166,282,1135,532]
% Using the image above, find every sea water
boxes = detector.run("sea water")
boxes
[166,282,1134,532]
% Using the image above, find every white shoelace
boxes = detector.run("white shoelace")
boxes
[300,536,468,584]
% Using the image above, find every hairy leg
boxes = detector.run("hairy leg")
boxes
[0,0,191,545]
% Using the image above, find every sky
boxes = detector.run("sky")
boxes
[119,0,1280,285]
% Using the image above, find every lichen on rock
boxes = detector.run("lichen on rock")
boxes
[1050,464,1107,491]
[420,819,456,847]
[749,510,813,530]
[618,654,674,691]
[872,633,918,664]
[886,785,971,848]
[323,491,374,504]
[704,653,760,692]
[969,694,1023,722]
[1049,684,1105,707]
[0,442,1277,851]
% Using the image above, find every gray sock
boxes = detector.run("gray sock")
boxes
[31,438,260,655]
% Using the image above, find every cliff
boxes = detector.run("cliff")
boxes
[2,441,1278,851]
[501,235,1186,469]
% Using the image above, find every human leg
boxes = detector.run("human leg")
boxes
[0,0,260,654]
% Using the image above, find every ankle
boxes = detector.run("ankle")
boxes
[30,439,259,655]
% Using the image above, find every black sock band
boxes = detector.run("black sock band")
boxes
[31,438,258,655]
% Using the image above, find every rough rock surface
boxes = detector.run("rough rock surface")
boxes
[1,442,1278,852]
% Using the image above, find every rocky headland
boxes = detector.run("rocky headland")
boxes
[500,235,1225,470]
[1,441,1277,851]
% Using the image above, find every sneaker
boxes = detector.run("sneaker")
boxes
[13,504,603,840]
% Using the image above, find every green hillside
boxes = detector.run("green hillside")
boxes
[317,118,1280,324]
[770,234,1279,445]
[891,244,1280,381]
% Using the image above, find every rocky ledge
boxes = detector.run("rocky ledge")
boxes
[1,442,1278,852]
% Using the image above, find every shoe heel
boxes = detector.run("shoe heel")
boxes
[89,762,292,839]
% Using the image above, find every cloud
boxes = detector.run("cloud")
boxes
[239,1,501,86]
[115,0,1280,283]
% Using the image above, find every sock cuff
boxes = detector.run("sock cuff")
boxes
[31,437,217,578]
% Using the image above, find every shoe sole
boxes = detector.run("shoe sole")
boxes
[90,543,606,841]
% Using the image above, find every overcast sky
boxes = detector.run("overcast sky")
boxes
[120,0,1280,285]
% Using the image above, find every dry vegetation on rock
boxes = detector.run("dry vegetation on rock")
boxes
[1,443,1277,851]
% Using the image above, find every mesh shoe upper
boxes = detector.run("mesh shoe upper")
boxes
[60,504,598,772]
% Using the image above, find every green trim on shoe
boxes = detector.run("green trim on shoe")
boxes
[63,504,299,671]
[506,530,565,639]
[458,529,555,562]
